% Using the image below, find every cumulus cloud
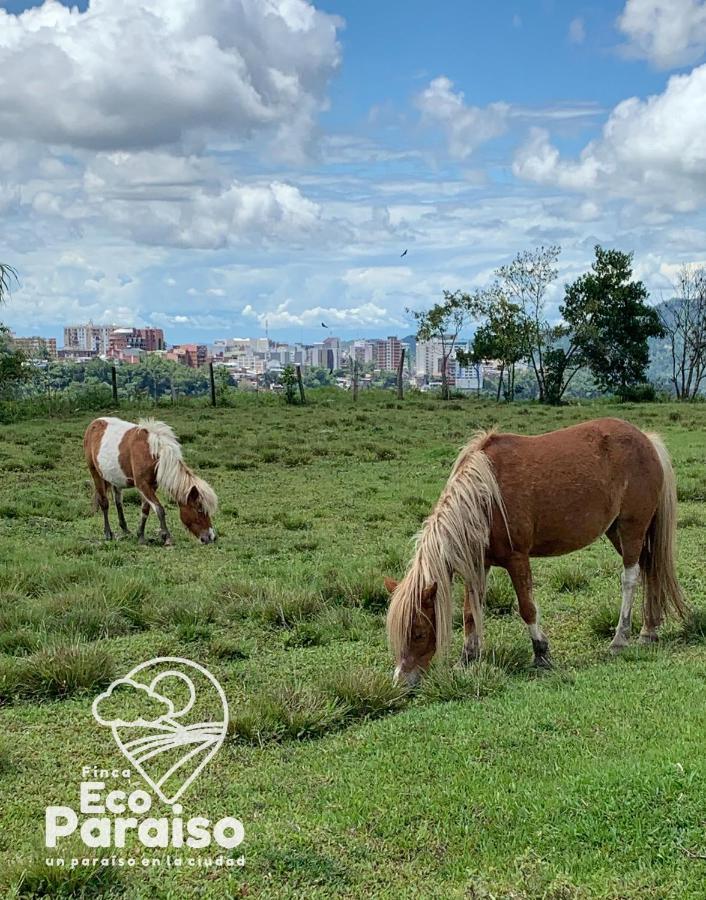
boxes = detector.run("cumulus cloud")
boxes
[569,17,586,44]
[242,299,404,328]
[0,0,341,159]
[416,77,509,159]
[617,0,706,68]
[513,64,706,210]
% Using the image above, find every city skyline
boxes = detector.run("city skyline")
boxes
[1,1,704,345]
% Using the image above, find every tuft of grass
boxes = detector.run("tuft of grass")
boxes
[419,661,508,704]
[228,684,349,745]
[485,571,516,616]
[485,639,532,673]
[0,627,42,656]
[209,635,250,661]
[1,645,115,703]
[257,588,324,629]
[679,606,706,643]
[9,853,123,898]
[587,600,637,639]
[678,511,703,529]
[549,563,590,594]
[322,667,407,719]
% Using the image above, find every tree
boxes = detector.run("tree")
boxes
[0,265,26,396]
[280,364,298,404]
[459,288,526,401]
[562,245,663,399]
[658,265,706,400]
[496,245,560,402]
[0,264,17,305]
[410,290,475,400]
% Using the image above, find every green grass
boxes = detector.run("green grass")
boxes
[1,392,706,898]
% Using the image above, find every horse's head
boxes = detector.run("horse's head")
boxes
[384,576,437,686]
[179,485,216,544]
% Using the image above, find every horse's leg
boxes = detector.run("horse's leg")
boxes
[137,483,173,546]
[638,568,660,645]
[459,575,486,665]
[112,486,130,536]
[608,520,643,654]
[506,554,550,668]
[136,499,150,545]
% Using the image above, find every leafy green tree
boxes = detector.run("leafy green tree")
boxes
[562,246,663,400]
[496,245,560,403]
[281,364,298,404]
[410,290,476,400]
[460,288,526,401]
[0,265,26,396]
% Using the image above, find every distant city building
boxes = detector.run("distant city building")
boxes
[10,334,57,359]
[108,327,165,356]
[58,347,98,361]
[64,322,117,355]
[416,337,480,390]
[166,344,209,368]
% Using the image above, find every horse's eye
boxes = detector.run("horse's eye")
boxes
[412,631,425,642]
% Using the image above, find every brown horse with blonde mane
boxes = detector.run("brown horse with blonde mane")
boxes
[84,416,218,545]
[385,418,687,685]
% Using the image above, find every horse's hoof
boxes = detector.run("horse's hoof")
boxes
[638,633,659,646]
[533,655,552,669]
[609,640,628,655]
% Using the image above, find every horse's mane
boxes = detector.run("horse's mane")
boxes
[386,429,506,659]
[138,419,218,515]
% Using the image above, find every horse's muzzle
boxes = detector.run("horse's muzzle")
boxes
[200,528,216,544]
[393,665,421,688]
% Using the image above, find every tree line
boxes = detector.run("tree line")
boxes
[412,244,706,403]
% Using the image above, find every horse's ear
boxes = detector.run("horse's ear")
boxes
[187,485,200,504]
[420,583,437,607]
[383,577,399,594]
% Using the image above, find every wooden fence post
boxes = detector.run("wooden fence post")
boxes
[396,348,405,400]
[209,362,217,407]
[296,364,306,404]
[111,365,118,404]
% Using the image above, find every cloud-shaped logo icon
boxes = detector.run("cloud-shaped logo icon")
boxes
[92,657,228,804]
[93,679,175,728]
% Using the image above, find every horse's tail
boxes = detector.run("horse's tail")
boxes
[641,433,688,624]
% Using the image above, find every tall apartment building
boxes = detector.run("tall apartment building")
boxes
[373,336,402,371]
[166,344,209,368]
[63,322,117,355]
[108,327,165,356]
[416,338,481,390]
[10,334,58,359]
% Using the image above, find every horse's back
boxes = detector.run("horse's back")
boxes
[84,416,139,488]
[484,418,662,559]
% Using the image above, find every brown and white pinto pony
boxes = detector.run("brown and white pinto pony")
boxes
[84,417,218,545]
[386,418,687,685]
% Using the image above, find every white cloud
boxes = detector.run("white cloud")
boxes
[416,77,509,159]
[0,0,341,160]
[618,0,706,68]
[569,17,586,44]
[243,298,404,329]
[513,64,706,210]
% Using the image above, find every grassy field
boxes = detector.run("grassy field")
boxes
[1,392,706,899]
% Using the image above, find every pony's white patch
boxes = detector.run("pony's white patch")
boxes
[96,417,134,488]
[527,623,545,642]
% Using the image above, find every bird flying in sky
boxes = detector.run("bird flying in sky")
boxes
[400,249,408,257]
[321,322,328,328]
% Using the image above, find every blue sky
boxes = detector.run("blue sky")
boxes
[1,0,705,345]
